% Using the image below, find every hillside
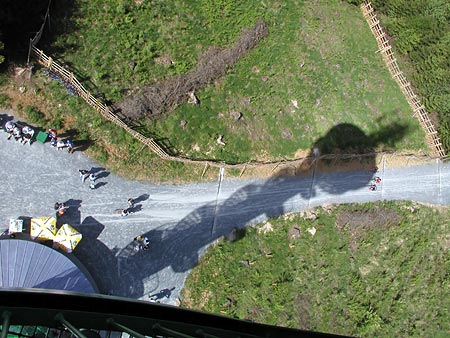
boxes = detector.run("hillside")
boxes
[181,201,450,337]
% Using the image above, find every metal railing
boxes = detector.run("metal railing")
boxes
[0,289,344,338]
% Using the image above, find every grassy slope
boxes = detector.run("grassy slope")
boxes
[181,201,449,337]
[371,0,450,151]
[49,0,426,163]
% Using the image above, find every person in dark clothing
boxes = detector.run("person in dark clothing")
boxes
[134,235,150,251]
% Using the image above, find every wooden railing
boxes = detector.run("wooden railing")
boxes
[32,46,170,160]
[360,1,445,158]
[31,34,440,173]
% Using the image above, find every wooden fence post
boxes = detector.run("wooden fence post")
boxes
[360,0,445,158]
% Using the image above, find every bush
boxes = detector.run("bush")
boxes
[0,93,11,108]
[24,105,46,125]
[51,115,64,130]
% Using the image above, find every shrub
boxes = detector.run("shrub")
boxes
[51,115,64,130]
[24,105,46,125]
[0,93,11,108]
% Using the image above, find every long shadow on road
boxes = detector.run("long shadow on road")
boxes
[71,123,408,298]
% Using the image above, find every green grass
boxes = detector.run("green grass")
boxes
[370,0,450,151]
[47,0,426,164]
[181,201,450,337]
[0,74,214,183]
[0,92,11,108]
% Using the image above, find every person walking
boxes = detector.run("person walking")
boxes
[121,208,131,217]
[48,129,57,140]
[56,139,66,150]
[134,235,150,251]
[54,202,68,217]
[13,126,22,142]
[79,169,90,183]
[128,198,135,208]
[66,139,74,153]
[89,173,96,190]
[21,126,34,145]
[5,121,15,140]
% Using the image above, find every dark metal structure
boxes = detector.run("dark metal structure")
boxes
[0,239,97,294]
[0,289,346,338]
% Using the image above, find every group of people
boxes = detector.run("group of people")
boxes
[3,120,74,153]
[118,197,149,251]
[4,121,35,145]
[48,128,74,153]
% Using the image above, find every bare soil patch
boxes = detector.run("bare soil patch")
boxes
[119,20,268,120]
[336,206,402,253]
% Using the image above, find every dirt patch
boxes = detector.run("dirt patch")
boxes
[197,290,213,310]
[179,289,193,308]
[3,84,48,119]
[294,148,309,158]
[336,207,401,230]
[237,150,437,180]
[179,288,213,310]
[383,152,434,168]
[119,20,269,120]
[294,294,312,330]
[336,206,402,253]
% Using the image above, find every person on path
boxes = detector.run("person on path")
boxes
[56,139,66,150]
[66,139,74,153]
[5,121,15,140]
[48,129,57,140]
[89,173,96,189]
[48,129,58,148]
[51,137,58,147]
[79,169,90,183]
[134,235,150,251]
[128,198,135,208]
[21,126,34,146]
[13,126,22,142]
[121,208,131,217]
[54,202,68,217]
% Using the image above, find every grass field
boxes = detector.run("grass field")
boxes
[44,0,426,164]
[181,201,450,337]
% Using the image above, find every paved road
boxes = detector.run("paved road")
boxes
[1,110,449,305]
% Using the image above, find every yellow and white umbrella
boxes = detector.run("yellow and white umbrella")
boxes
[30,216,57,240]
[54,224,82,253]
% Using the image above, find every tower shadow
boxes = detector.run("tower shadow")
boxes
[112,123,409,297]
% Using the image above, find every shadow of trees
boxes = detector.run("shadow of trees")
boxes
[0,0,77,63]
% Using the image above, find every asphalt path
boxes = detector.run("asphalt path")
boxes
[1,110,449,305]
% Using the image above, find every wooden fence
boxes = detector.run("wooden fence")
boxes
[360,1,446,158]
[31,34,441,173]
[32,46,170,160]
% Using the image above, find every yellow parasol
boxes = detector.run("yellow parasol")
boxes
[30,216,57,240]
[54,224,82,253]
